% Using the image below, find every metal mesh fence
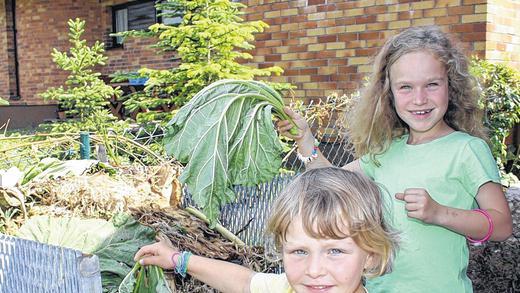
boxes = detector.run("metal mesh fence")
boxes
[0,234,102,293]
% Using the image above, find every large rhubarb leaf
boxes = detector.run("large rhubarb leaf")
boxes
[164,79,293,223]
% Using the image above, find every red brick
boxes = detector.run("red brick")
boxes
[338,33,358,42]
[311,75,331,82]
[355,15,377,24]
[265,54,281,62]
[309,0,326,5]
[318,35,338,43]
[317,4,337,12]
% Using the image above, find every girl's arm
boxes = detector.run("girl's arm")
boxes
[187,255,254,293]
[396,182,513,241]
[444,182,512,241]
[135,241,254,293]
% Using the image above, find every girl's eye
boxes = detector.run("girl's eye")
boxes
[329,248,344,255]
[292,249,307,255]
[399,85,412,90]
[427,82,439,87]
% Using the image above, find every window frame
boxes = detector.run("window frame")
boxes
[111,0,157,48]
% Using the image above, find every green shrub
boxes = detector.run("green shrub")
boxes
[470,58,520,181]
[113,0,291,123]
[40,18,122,125]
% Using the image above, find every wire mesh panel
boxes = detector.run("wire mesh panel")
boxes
[0,234,102,293]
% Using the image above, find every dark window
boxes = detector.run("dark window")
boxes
[112,1,156,45]
[112,1,183,46]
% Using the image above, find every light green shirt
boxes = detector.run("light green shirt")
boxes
[360,132,500,293]
[250,273,293,293]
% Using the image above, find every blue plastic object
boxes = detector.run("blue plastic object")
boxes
[0,233,102,293]
[128,77,148,86]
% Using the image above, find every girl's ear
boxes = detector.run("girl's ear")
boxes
[364,253,376,272]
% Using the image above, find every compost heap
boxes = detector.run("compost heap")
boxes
[7,162,280,292]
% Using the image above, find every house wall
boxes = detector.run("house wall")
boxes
[0,0,518,107]
[0,0,17,100]
[9,0,175,106]
[241,0,491,101]
[0,1,9,99]
[486,0,520,68]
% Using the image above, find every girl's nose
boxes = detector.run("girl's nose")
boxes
[305,254,326,278]
[413,88,428,105]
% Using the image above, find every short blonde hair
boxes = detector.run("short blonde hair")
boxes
[266,167,398,278]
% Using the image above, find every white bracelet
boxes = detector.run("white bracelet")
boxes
[296,139,319,165]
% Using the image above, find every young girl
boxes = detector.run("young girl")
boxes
[135,167,398,293]
[278,26,513,292]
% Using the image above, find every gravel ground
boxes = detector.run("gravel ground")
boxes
[468,186,520,292]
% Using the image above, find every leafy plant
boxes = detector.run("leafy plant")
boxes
[470,58,520,179]
[113,0,290,123]
[40,18,122,126]
[164,79,296,224]
[119,262,172,293]
[0,97,8,106]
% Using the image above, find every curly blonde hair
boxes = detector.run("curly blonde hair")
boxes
[348,25,486,159]
[267,167,398,278]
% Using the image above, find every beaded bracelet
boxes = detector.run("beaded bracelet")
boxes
[466,209,494,245]
[296,139,320,165]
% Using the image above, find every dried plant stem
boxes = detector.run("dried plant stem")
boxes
[185,206,245,248]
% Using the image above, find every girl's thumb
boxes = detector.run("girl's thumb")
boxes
[395,192,405,201]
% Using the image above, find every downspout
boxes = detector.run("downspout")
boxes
[10,0,20,100]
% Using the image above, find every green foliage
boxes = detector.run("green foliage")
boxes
[113,0,291,123]
[0,97,8,106]
[164,79,296,224]
[119,262,172,293]
[470,58,520,178]
[40,18,122,123]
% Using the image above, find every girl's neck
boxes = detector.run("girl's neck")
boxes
[407,123,454,145]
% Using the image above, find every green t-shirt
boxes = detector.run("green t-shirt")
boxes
[360,131,500,293]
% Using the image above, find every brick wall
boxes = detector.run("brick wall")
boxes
[242,0,494,101]
[12,0,174,105]
[486,0,520,69]
[14,0,102,105]
[0,0,9,99]
[0,0,18,100]
[3,0,519,105]
[99,0,176,73]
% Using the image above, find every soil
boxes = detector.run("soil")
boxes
[468,186,520,292]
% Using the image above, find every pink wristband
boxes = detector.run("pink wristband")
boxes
[466,209,494,245]
[171,251,181,270]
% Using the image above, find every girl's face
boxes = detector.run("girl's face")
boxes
[390,51,452,144]
[282,218,371,293]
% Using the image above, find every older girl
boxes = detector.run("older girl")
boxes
[278,25,512,292]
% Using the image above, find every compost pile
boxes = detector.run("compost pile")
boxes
[468,187,520,292]
[3,161,280,292]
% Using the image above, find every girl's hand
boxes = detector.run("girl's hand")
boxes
[395,188,443,224]
[134,241,177,269]
[277,107,311,142]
